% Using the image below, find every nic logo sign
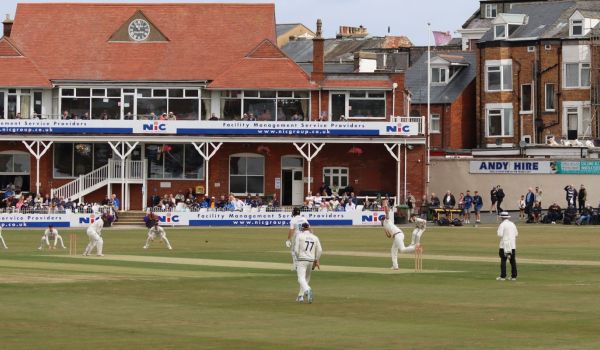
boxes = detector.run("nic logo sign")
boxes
[383,122,418,136]
[361,212,386,225]
[142,121,167,132]
[78,214,96,224]
[156,213,180,223]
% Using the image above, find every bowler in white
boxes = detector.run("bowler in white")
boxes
[497,211,518,280]
[83,214,106,257]
[294,222,322,303]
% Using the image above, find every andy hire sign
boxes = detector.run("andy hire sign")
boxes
[470,161,554,174]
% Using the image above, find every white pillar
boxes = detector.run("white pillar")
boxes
[108,141,138,211]
[293,143,325,195]
[192,142,223,196]
[22,141,53,195]
[384,143,401,206]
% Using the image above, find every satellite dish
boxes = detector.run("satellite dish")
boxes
[519,140,527,148]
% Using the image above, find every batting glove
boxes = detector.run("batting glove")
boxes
[285,240,291,248]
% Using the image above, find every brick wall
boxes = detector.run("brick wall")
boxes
[478,41,593,147]
[2,141,425,209]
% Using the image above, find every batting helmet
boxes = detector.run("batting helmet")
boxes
[292,207,301,216]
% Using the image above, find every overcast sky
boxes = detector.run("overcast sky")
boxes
[0,0,477,45]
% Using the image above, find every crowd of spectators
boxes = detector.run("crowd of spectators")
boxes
[149,188,281,212]
[418,184,598,226]
[148,184,388,213]
[1,184,118,218]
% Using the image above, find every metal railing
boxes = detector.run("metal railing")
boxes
[51,159,145,201]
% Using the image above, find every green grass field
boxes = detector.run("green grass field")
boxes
[1,224,600,350]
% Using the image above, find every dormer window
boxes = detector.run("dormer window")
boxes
[492,13,527,40]
[495,25,506,39]
[571,19,583,36]
[431,67,447,84]
[485,4,497,19]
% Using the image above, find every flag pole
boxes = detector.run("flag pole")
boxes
[426,23,431,197]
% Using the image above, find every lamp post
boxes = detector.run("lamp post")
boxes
[392,82,398,117]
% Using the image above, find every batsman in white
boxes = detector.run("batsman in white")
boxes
[382,199,416,270]
[0,226,8,249]
[286,207,308,271]
[38,224,66,250]
[294,222,322,303]
[144,221,172,250]
[409,213,426,248]
[83,213,107,257]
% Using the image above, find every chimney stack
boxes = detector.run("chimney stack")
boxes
[3,14,13,37]
[312,19,325,83]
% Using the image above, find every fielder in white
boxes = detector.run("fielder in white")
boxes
[286,207,308,271]
[382,200,416,270]
[294,222,322,304]
[0,226,8,249]
[83,214,106,257]
[409,213,426,247]
[38,224,66,250]
[144,222,172,250]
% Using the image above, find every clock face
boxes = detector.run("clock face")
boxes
[128,19,150,41]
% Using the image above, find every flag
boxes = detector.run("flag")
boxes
[432,31,452,46]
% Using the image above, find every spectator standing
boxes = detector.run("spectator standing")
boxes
[463,190,473,224]
[496,185,505,213]
[564,185,576,208]
[535,186,543,207]
[406,191,416,217]
[490,186,498,214]
[578,185,587,214]
[442,190,456,209]
[525,188,535,222]
[518,195,526,221]
[473,191,483,224]
[496,212,518,281]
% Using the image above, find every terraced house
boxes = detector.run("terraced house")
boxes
[0,3,425,210]
[476,0,600,154]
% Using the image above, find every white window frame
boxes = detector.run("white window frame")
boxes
[485,60,513,92]
[485,4,497,19]
[328,90,387,120]
[562,102,592,138]
[564,63,591,89]
[520,83,533,114]
[485,103,513,137]
[429,113,441,133]
[527,46,535,52]
[494,24,507,39]
[570,19,584,37]
[545,83,556,111]
[431,67,447,84]
[323,167,349,189]
[228,153,265,196]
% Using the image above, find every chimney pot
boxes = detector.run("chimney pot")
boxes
[3,14,13,37]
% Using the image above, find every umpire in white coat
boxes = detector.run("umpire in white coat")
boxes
[497,211,518,280]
